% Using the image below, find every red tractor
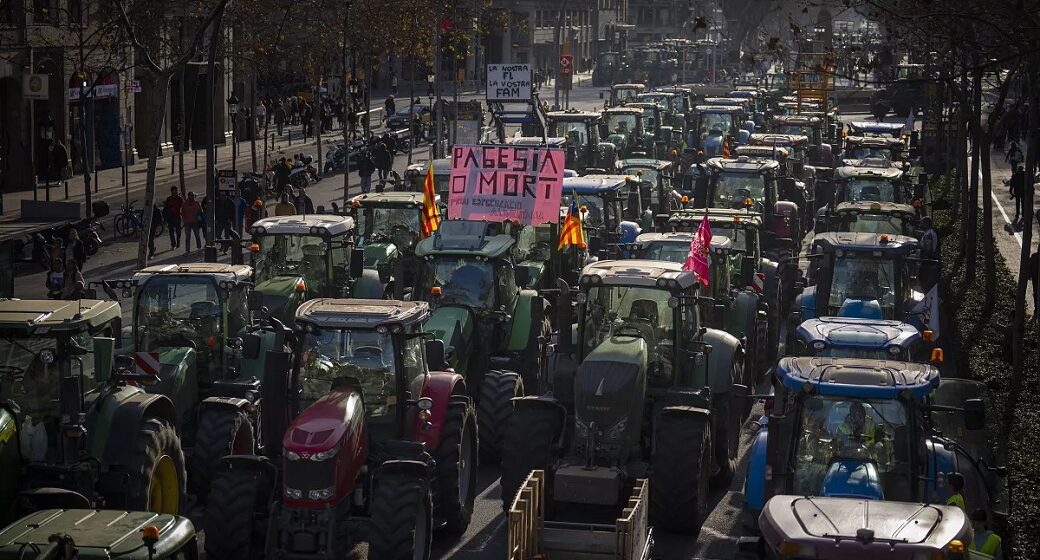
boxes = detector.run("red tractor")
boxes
[202,298,477,560]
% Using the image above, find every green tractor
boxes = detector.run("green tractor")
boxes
[500,259,746,533]
[414,220,550,459]
[249,214,381,324]
[349,191,444,299]
[0,299,185,524]
[0,509,198,559]
[405,157,452,197]
[632,232,768,383]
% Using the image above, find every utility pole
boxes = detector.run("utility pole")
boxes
[554,1,570,108]
[204,3,227,262]
[434,21,443,159]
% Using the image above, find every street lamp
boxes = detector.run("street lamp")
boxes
[227,92,239,180]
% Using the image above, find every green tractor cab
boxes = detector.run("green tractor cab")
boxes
[0,299,184,522]
[625,102,675,156]
[414,220,549,459]
[501,259,746,534]
[608,83,646,107]
[0,509,198,559]
[818,162,920,230]
[250,214,377,323]
[620,158,681,226]
[545,109,619,173]
[602,106,655,159]
[349,191,444,299]
[636,91,688,132]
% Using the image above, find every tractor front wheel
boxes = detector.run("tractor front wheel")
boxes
[434,399,478,534]
[203,465,269,560]
[126,418,185,514]
[499,402,563,511]
[651,408,710,534]
[368,473,432,560]
[189,407,255,498]
[477,370,523,463]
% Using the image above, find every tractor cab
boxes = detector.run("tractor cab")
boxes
[608,83,646,107]
[405,157,452,197]
[593,51,622,87]
[726,90,762,119]
[625,102,674,153]
[562,175,647,251]
[349,191,442,299]
[793,232,928,329]
[636,91,687,130]
[769,115,835,167]
[825,201,920,237]
[619,158,680,223]
[249,215,374,324]
[691,105,745,157]
[847,121,905,138]
[602,106,652,158]
[793,316,938,364]
[821,162,917,224]
[545,109,617,172]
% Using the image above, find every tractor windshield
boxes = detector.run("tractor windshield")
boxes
[582,285,675,384]
[641,241,688,264]
[846,145,894,160]
[357,206,420,253]
[422,257,495,309]
[622,167,658,187]
[827,256,899,319]
[839,213,911,236]
[613,88,640,104]
[709,223,750,252]
[793,395,912,501]
[638,108,658,131]
[550,121,590,147]
[561,192,618,232]
[253,234,333,294]
[838,179,900,204]
[136,275,223,359]
[298,328,397,420]
[605,113,639,137]
[712,172,767,212]
[698,112,733,141]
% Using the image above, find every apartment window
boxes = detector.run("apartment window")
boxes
[33,0,58,24]
[68,0,84,24]
[535,10,542,28]
[0,0,15,25]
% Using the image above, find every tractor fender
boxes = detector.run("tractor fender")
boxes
[216,453,279,478]
[512,396,568,446]
[414,371,468,449]
[200,396,253,413]
[374,459,431,484]
[743,419,770,514]
[700,328,743,396]
[90,387,178,468]
[352,268,385,299]
[795,287,817,320]
[506,290,541,353]
[760,259,780,304]
[730,290,759,340]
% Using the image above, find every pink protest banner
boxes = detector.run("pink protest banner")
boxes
[447,145,565,225]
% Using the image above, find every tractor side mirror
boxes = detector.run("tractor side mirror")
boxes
[741,255,755,281]
[964,398,986,431]
[350,248,365,279]
[92,337,115,382]
[241,333,262,360]
[425,339,448,370]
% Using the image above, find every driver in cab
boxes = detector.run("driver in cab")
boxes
[835,401,877,447]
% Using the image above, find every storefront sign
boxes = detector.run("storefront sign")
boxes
[486,64,531,103]
[448,145,565,225]
[217,170,237,193]
[68,84,119,100]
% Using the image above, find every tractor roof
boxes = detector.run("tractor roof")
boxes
[702,97,748,106]
[563,175,631,195]
[706,156,780,173]
[612,83,646,90]
[580,259,700,289]
[603,106,644,115]
[547,109,602,120]
[508,136,567,148]
[405,157,452,176]
[134,263,253,283]
[726,90,758,98]
[654,86,692,95]
[349,191,433,208]
[415,220,515,258]
[834,162,904,180]
[0,509,195,559]
[296,298,429,329]
[694,105,744,113]
[797,317,922,350]
[251,214,355,237]
[775,356,939,399]
[848,121,905,137]
[669,208,764,227]
[811,232,919,253]
[834,201,916,217]
[772,115,823,126]
[635,231,692,245]
[845,135,905,147]
[750,133,810,146]
[0,299,120,332]
[735,145,790,159]
[625,102,664,111]
[620,158,673,171]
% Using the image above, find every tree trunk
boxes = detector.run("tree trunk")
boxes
[965,66,982,285]
[137,73,172,268]
[980,131,996,314]
[178,63,187,192]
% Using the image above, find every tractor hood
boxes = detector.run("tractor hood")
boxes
[573,335,648,456]
[0,509,195,559]
[284,389,366,457]
[423,306,473,369]
[362,242,398,267]
[821,459,884,500]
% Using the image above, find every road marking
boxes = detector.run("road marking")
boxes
[978,161,1023,247]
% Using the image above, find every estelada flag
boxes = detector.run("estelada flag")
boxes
[558,193,587,250]
[682,212,711,287]
[722,136,731,158]
[420,163,440,238]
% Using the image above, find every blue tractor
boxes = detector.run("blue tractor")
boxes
[793,316,942,365]
[743,357,1006,531]
[561,175,649,255]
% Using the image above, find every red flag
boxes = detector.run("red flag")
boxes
[722,136,731,158]
[682,213,712,287]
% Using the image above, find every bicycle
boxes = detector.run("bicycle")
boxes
[114,201,165,238]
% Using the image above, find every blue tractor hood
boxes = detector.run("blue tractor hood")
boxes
[821,460,884,500]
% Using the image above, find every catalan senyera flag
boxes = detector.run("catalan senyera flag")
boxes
[420,163,440,238]
[722,136,731,158]
[558,193,587,250]
[681,212,711,287]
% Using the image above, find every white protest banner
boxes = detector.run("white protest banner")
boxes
[486,64,532,103]
[448,145,565,225]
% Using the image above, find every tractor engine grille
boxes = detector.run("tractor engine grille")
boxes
[284,457,337,497]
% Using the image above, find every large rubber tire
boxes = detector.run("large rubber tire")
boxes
[434,400,477,534]
[651,408,710,535]
[519,318,552,393]
[189,407,255,498]
[368,473,432,560]
[499,403,562,511]
[711,364,742,489]
[203,466,267,560]
[477,370,523,463]
[125,418,186,514]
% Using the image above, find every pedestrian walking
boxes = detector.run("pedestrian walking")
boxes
[1005,140,1023,167]
[347,107,359,139]
[61,261,85,300]
[391,74,398,96]
[303,103,314,138]
[274,193,297,216]
[357,150,376,194]
[385,95,396,121]
[66,229,86,271]
[51,140,69,181]
[274,156,292,194]
[216,193,236,244]
[148,203,162,259]
[290,97,300,125]
[384,132,398,157]
[180,191,204,254]
[163,187,184,249]
[969,509,1003,560]
[244,199,265,230]
[293,188,315,215]
[1010,165,1025,224]
[274,102,286,136]
[372,141,391,184]
[256,101,267,133]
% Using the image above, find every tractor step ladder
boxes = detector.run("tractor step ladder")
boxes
[507,470,653,560]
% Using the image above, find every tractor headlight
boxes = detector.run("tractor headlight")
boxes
[284,487,303,499]
[308,486,336,501]
[887,344,902,356]
[811,341,826,351]
[284,450,301,461]
[311,443,342,462]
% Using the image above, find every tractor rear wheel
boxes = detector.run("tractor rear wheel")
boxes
[651,408,710,534]
[368,473,432,560]
[520,317,552,393]
[477,370,523,463]
[499,402,562,511]
[189,407,254,498]
[203,466,268,560]
[710,363,742,489]
[125,418,185,514]
[434,399,477,534]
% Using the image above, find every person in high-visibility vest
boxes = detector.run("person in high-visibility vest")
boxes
[946,472,967,511]
[968,508,1003,560]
